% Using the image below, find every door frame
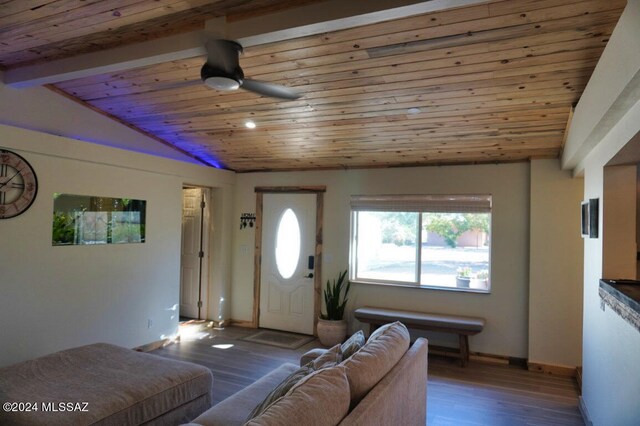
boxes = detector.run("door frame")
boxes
[252,186,326,335]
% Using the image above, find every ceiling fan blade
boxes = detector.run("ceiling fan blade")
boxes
[205,39,241,74]
[241,79,301,100]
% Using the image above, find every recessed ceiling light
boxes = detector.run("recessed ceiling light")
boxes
[407,107,421,114]
[245,120,256,129]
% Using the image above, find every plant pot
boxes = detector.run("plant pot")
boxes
[470,278,488,290]
[317,318,347,347]
[456,276,471,288]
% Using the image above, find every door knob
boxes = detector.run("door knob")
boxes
[304,273,314,278]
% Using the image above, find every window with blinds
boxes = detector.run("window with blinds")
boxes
[349,194,492,292]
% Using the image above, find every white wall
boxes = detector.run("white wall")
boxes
[579,101,640,426]
[529,159,583,368]
[636,166,640,278]
[0,124,235,367]
[231,163,531,357]
[0,77,200,165]
[560,0,640,422]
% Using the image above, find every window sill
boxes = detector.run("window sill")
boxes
[350,279,491,294]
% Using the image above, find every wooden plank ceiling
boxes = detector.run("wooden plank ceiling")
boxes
[0,0,320,67]
[2,0,627,171]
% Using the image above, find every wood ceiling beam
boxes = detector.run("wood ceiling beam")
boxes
[3,30,209,88]
[2,0,491,88]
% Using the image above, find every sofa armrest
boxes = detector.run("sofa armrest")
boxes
[187,363,298,426]
[299,348,329,366]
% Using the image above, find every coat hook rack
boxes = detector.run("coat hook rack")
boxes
[240,213,256,229]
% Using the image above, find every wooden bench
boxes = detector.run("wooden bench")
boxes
[354,306,485,367]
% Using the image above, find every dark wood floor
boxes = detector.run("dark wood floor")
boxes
[427,356,583,425]
[153,324,317,405]
[152,325,583,425]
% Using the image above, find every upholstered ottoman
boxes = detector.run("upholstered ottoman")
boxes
[0,343,213,425]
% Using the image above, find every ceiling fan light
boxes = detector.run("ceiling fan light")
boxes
[204,76,240,91]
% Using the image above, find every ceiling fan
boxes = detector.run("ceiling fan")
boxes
[200,39,301,100]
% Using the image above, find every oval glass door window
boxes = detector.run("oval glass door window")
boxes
[275,208,301,279]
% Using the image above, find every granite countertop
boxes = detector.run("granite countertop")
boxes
[599,279,640,332]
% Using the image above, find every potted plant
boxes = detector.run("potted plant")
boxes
[471,269,489,289]
[317,269,350,346]
[456,267,472,288]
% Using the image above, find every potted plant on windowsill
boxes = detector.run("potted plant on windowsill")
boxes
[456,267,472,288]
[317,269,350,346]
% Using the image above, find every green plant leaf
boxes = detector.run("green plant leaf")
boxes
[321,269,349,320]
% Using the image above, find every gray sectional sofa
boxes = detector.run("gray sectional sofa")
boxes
[188,322,428,426]
[0,322,428,426]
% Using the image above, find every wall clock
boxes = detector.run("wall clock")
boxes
[0,149,38,219]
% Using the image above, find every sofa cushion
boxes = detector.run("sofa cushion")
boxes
[338,338,428,426]
[299,331,364,367]
[244,365,350,426]
[299,348,328,366]
[340,321,410,403]
[246,364,314,420]
[249,344,341,420]
[190,363,298,426]
[340,330,365,359]
[311,344,342,369]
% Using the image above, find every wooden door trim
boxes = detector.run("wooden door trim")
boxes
[252,192,264,329]
[313,192,324,335]
[252,187,325,335]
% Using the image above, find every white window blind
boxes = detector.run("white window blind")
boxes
[350,194,491,213]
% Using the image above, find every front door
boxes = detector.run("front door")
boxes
[259,193,316,335]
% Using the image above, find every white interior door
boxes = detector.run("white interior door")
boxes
[180,187,209,319]
[260,193,316,335]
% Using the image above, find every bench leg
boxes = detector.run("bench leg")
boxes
[459,335,469,367]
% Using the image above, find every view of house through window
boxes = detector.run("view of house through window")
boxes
[350,195,491,292]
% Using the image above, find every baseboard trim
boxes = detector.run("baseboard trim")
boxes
[576,366,583,393]
[435,351,574,375]
[429,344,464,360]
[133,338,173,352]
[579,396,593,426]
[469,351,510,365]
[229,319,257,328]
[471,351,527,367]
[527,362,577,377]
[430,348,527,367]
